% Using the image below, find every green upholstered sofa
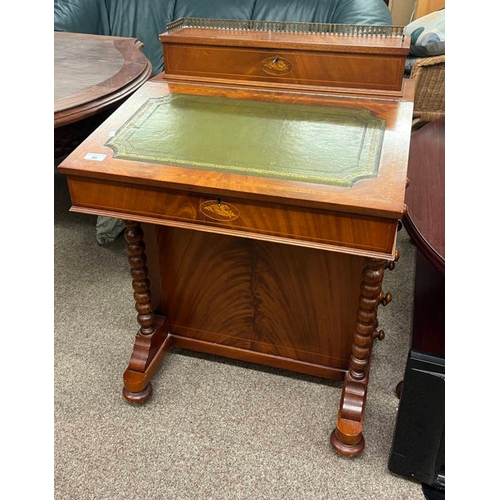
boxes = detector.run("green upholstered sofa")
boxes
[54,0,393,243]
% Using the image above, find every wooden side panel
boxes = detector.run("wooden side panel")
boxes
[149,225,366,372]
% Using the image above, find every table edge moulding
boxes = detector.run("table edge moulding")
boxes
[58,19,414,458]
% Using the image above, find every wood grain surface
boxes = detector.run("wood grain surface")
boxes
[147,225,365,373]
[403,117,444,272]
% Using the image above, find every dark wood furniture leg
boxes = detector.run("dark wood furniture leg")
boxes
[331,257,386,456]
[122,220,171,403]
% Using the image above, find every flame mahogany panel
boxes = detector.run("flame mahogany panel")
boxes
[144,224,366,373]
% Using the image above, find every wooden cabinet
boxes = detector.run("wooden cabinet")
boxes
[389,0,444,25]
[414,0,445,20]
[58,19,413,458]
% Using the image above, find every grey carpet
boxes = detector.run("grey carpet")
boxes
[54,166,425,500]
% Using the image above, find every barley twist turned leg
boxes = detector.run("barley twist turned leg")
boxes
[125,221,155,336]
[331,257,386,456]
[348,258,385,381]
[122,220,170,403]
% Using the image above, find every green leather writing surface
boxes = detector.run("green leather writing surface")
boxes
[106,93,385,187]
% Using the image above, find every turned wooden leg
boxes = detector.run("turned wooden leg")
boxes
[331,257,386,457]
[122,220,171,403]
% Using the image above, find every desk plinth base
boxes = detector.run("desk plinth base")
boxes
[122,317,171,403]
[330,376,369,457]
[121,220,387,457]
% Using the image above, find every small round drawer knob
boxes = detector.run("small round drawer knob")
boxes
[380,292,392,306]
[386,250,400,271]
[373,329,385,341]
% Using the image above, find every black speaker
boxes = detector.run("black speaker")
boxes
[388,350,445,496]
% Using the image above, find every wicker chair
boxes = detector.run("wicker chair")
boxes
[409,54,445,127]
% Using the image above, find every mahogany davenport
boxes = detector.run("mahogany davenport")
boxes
[58,20,413,457]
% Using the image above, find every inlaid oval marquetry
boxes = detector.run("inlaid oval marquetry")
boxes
[261,56,293,76]
[200,200,240,221]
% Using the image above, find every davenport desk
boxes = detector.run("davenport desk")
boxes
[58,19,414,457]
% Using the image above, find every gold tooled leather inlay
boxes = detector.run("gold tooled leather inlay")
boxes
[105,94,386,187]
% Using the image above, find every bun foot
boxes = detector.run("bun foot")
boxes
[122,383,153,403]
[330,428,365,457]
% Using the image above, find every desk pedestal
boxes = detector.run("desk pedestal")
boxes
[121,220,388,456]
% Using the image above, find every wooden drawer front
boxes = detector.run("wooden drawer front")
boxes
[163,45,405,92]
[68,176,397,258]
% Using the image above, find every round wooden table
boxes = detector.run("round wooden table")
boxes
[54,32,152,157]
[390,117,445,496]
[403,117,445,357]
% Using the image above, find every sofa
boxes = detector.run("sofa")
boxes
[54,0,393,243]
[54,0,393,76]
